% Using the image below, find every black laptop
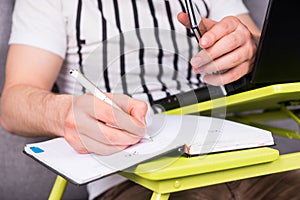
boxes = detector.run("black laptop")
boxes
[153,0,300,111]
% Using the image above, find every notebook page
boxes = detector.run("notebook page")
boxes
[24,138,114,184]
[24,114,201,184]
[188,118,274,155]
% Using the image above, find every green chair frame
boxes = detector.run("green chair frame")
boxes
[48,82,300,200]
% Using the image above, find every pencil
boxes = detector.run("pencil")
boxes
[69,69,152,141]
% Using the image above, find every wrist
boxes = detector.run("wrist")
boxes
[48,94,73,137]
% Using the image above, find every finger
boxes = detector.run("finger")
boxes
[64,126,89,154]
[104,93,148,127]
[71,113,141,145]
[97,122,142,145]
[190,49,214,72]
[78,133,129,155]
[177,12,191,28]
[107,93,148,123]
[71,93,116,123]
[202,61,252,85]
[65,100,142,145]
[177,16,216,41]
[191,27,254,73]
[90,95,147,137]
[123,97,148,125]
[200,16,240,48]
[197,42,255,74]
[203,29,248,61]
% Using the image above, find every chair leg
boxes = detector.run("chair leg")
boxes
[150,192,170,200]
[48,176,68,200]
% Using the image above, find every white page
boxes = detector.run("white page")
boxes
[188,118,274,154]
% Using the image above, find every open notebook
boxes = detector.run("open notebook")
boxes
[23,114,274,185]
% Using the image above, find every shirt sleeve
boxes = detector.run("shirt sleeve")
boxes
[209,0,249,21]
[9,0,67,59]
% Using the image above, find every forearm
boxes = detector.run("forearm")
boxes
[1,85,72,138]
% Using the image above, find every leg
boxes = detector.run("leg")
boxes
[96,180,235,200]
[96,180,152,200]
[228,169,300,200]
[170,183,234,200]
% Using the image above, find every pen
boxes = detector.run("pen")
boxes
[69,69,152,141]
[185,0,227,96]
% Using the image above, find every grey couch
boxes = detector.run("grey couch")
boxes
[0,0,88,199]
[1,0,299,200]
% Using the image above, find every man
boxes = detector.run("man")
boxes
[3,0,298,199]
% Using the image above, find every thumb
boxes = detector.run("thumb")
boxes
[177,12,191,28]
[177,14,217,34]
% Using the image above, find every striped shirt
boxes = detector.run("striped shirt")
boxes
[10,0,248,198]
[10,0,248,106]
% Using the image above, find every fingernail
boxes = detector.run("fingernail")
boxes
[200,37,208,46]
[138,116,146,126]
[193,67,203,74]
[191,57,202,67]
[200,75,206,83]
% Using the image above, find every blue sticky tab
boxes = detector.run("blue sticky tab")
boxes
[30,146,44,153]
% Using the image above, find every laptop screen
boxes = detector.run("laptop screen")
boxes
[251,0,300,84]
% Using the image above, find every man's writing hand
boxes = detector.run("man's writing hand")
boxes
[64,93,148,155]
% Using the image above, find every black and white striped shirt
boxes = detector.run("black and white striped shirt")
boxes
[11,0,248,106]
[10,0,248,198]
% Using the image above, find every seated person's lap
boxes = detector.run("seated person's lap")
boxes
[96,169,300,200]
